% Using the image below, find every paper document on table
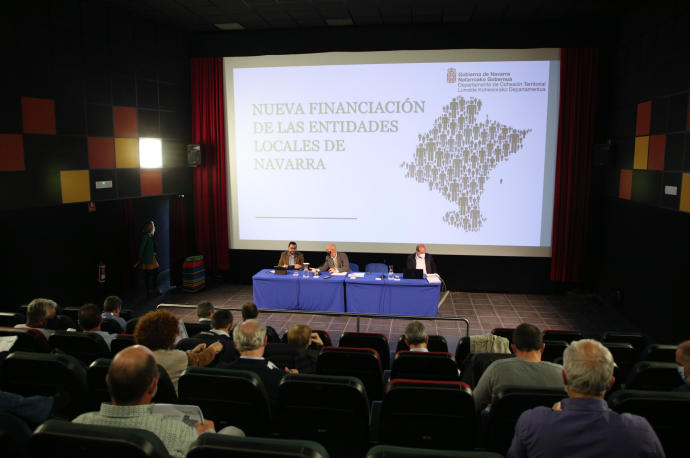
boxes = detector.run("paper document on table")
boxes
[426,274,442,284]
[331,272,347,276]
[349,273,365,278]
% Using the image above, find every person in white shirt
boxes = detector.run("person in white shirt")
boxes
[405,244,438,275]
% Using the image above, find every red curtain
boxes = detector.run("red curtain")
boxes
[550,48,599,282]
[190,57,230,270]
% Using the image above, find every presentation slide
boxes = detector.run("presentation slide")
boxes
[224,49,560,256]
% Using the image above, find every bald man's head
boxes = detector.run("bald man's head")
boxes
[107,345,159,405]
[326,244,337,256]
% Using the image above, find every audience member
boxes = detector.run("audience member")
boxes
[0,391,55,429]
[238,302,279,342]
[101,296,126,332]
[193,309,239,365]
[196,301,215,323]
[134,310,222,393]
[14,298,55,339]
[404,321,429,351]
[73,345,242,458]
[673,340,690,392]
[287,324,323,373]
[508,339,665,457]
[217,319,296,408]
[78,303,116,349]
[473,323,563,412]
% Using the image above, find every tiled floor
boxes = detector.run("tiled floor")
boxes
[153,282,637,354]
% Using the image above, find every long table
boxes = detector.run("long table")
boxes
[252,269,440,316]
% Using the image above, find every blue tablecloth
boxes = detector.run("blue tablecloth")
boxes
[344,273,440,317]
[252,269,346,312]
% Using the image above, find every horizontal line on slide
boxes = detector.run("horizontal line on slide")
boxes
[255,216,358,220]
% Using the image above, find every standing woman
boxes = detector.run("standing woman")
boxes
[134,220,160,297]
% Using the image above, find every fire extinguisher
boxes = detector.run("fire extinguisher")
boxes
[98,261,106,284]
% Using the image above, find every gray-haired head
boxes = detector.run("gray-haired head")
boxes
[404,321,427,346]
[563,339,614,396]
[26,298,56,326]
[233,319,267,352]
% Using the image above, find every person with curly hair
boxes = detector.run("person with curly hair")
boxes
[134,310,222,393]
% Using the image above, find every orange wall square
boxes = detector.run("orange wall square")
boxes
[635,101,651,136]
[60,170,91,204]
[88,137,115,169]
[0,134,25,171]
[140,169,162,196]
[619,169,632,200]
[21,97,56,134]
[113,106,138,137]
[633,136,649,169]
[681,174,690,213]
[647,134,666,170]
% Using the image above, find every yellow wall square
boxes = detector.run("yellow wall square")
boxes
[680,173,690,212]
[60,170,91,204]
[633,136,649,170]
[115,138,139,168]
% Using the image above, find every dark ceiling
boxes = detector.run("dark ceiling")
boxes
[103,0,633,33]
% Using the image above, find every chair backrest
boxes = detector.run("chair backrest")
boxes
[640,344,677,363]
[458,353,514,389]
[60,307,80,326]
[1,351,88,418]
[340,332,390,369]
[486,385,567,455]
[278,373,370,458]
[264,342,309,371]
[454,336,471,367]
[184,321,210,337]
[542,329,582,343]
[396,335,449,353]
[367,445,505,457]
[490,328,516,344]
[101,318,125,334]
[602,331,648,358]
[86,358,179,412]
[541,340,568,363]
[178,366,272,436]
[608,389,690,457]
[0,326,50,352]
[365,263,388,273]
[317,346,383,400]
[176,337,208,351]
[349,262,359,272]
[624,361,684,390]
[603,342,638,392]
[49,330,111,365]
[313,329,333,347]
[381,379,475,450]
[125,317,139,334]
[0,312,25,327]
[187,432,330,458]
[391,351,459,382]
[29,419,170,458]
[111,334,135,357]
[0,412,32,456]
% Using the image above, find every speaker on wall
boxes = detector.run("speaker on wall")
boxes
[187,144,201,167]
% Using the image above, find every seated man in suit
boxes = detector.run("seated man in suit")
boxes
[277,241,304,269]
[193,309,239,366]
[311,243,351,273]
[217,320,297,410]
[406,244,438,275]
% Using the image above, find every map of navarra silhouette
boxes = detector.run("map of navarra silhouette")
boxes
[401,96,530,231]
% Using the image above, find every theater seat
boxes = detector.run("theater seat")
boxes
[0,327,50,353]
[1,351,88,419]
[485,385,567,455]
[0,312,25,327]
[608,389,690,458]
[29,419,169,458]
[458,352,514,388]
[365,263,388,273]
[395,335,449,353]
[111,334,135,357]
[317,346,384,400]
[603,342,637,392]
[640,344,677,363]
[49,330,111,365]
[278,373,370,458]
[367,444,505,458]
[542,329,582,343]
[391,351,459,382]
[184,321,211,337]
[178,367,271,436]
[340,331,390,369]
[187,432,330,458]
[624,361,684,391]
[380,379,475,450]
[490,328,516,344]
[602,331,648,359]
[541,340,568,363]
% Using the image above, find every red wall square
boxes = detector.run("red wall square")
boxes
[0,134,25,171]
[21,97,56,134]
[140,169,162,196]
[648,134,666,170]
[113,106,138,137]
[88,137,115,169]
[619,169,632,200]
[635,101,651,136]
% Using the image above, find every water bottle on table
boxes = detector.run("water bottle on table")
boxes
[388,265,394,280]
